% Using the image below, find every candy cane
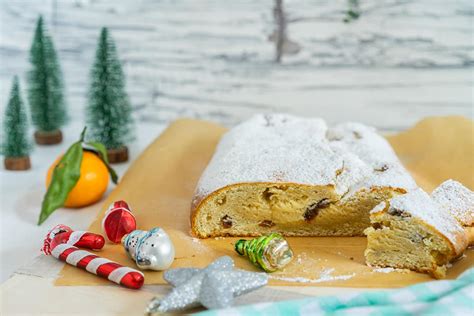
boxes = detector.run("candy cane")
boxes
[42,224,105,255]
[50,243,144,289]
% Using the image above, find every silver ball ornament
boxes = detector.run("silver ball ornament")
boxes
[122,227,175,271]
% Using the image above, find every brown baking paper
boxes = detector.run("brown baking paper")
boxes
[56,116,474,288]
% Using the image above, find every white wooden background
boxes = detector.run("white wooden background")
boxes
[0,0,473,132]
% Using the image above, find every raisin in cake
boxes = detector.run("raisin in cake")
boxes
[191,114,417,238]
[365,188,468,279]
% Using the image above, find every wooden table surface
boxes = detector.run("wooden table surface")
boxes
[1,254,378,315]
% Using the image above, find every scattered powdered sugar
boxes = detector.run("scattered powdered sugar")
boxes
[431,179,474,226]
[177,233,209,252]
[270,267,355,284]
[296,255,304,265]
[388,188,466,254]
[195,113,416,201]
[372,267,395,273]
[372,267,408,274]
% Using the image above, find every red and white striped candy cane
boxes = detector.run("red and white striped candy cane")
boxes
[51,243,144,289]
[42,224,105,255]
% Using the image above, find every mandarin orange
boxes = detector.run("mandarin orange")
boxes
[46,151,109,208]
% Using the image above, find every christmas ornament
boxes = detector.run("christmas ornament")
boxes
[102,200,136,243]
[122,227,175,271]
[42,228,144,289]
[235,233,293,272]
[42,224,105,255]
[86,27,134,163]
[146,256,268,314]
[1,76,32,171]
[38,127,118,225]
[27,15,67,145]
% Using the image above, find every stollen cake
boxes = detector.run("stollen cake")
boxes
[191,114,417,238]
[364,188,468,279]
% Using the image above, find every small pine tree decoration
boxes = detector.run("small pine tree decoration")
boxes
[27,15,67,145]
[86,27,134,163]
[2,76,32,170]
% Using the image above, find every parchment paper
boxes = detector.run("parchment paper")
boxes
[56,116,474,288]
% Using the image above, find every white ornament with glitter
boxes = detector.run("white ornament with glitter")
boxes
[122,227,175,271]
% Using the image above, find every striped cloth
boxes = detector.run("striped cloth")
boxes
[200,268,473,316]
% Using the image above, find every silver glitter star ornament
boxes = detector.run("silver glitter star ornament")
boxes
[146,256,268,314]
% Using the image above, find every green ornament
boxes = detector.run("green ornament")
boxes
[235,233,293,272]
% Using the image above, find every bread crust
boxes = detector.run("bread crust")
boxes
[191,114,417,238]
[190,181,336,238]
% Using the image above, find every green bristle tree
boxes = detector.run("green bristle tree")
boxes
[27,15,67,145]
[2,76,32,170]
[86,27,134,163]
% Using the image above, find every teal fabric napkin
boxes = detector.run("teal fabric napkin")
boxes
[200,268,473,316]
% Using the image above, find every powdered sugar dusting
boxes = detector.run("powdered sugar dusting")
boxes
[388,188,466,254]
[270,268,355,284]
[195,114,416,201]
[328,122,418,196]
[196,114,348,196]
[370,201,387,214]
[431,179,474,226]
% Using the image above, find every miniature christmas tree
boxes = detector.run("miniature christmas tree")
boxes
[86,27,134,163]
[27,15,67,145]
[1,76,32,170]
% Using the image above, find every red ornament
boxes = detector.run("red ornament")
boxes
[102,200,137,243]
[42,224,105,255]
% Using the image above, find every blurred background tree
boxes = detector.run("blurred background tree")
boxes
[86,27,134,163]
[27,15,67,145]
[2,76,32,170]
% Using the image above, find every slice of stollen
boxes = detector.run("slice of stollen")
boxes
[431,179,474,246]
[365,188,468,279]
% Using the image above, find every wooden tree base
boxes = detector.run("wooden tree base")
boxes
[107,146,129,163]
[4,156,31,171]
[34,130,63,145]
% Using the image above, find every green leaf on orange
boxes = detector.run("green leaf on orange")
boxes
[85,141,119,184]
[38,138,84,225]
